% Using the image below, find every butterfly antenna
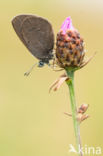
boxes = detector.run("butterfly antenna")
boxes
[24,63,37,76]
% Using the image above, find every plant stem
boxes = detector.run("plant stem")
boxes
[66,69,83,156]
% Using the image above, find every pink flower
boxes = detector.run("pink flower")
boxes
[60,17,74,34]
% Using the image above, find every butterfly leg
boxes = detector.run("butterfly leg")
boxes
[24,63,37,76]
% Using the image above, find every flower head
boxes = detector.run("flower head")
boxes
[56,16,85,69]
[60,17,74,34]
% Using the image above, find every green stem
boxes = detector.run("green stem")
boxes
[66,69,83,156]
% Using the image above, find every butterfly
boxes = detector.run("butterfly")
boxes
[12,14,55,75]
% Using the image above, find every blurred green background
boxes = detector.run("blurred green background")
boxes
[0,0,103,155]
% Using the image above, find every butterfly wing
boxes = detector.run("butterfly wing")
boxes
[12,15,29,46]
[12,14,54,62]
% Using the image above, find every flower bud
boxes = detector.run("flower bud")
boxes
[56,17,85,68]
